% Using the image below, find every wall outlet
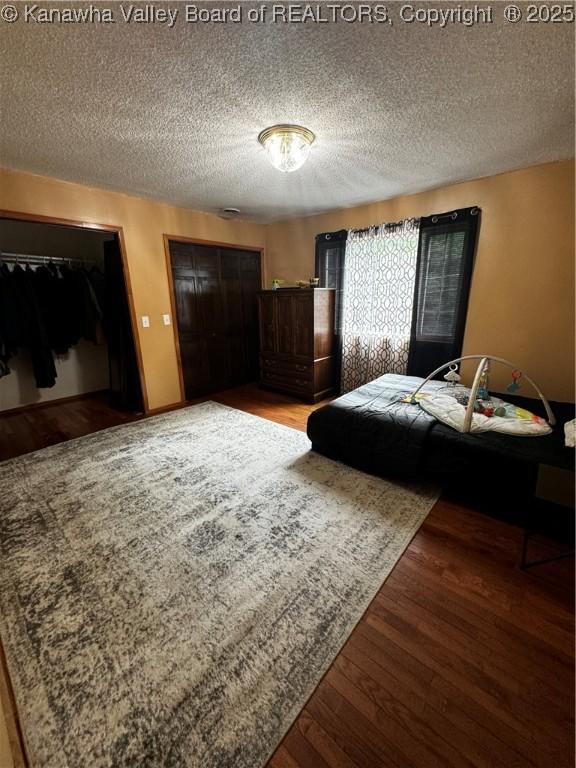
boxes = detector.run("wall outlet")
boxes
[162,314,171,326]
[141,315,150,328]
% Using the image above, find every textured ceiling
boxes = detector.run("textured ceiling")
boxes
[1,2,574,222]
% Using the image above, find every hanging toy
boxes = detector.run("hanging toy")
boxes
[443,364,461,386]
[507,369,522,394]
[477,360,491,402]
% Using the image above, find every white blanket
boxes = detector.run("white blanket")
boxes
[419,394,552,436]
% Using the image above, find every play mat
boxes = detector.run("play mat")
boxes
[407,356,555,437]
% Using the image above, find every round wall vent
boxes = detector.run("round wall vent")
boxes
[219,207,241,219]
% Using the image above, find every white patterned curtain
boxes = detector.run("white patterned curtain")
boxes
[340,218,420,392]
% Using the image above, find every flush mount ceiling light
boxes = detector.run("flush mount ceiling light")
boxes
[257,124,315,173]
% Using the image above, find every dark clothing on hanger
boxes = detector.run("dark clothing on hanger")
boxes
[0,258,107,389]
[59,265,85,349]
[42,262,73,353]
[34,265,67,354]
[11,265,57,388]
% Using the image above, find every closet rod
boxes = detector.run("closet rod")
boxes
[0,252,98,266]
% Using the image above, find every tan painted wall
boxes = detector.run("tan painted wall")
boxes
[2,161,573,408]
[0,168,267,411]
[266,160,575,402]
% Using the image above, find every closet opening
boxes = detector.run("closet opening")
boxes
[0,215,144,415]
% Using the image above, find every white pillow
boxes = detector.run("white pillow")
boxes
[565,419,576,447]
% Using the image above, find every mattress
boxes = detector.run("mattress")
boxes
[307,374,574,480]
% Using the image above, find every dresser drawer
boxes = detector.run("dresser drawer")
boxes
[261,369,313,393]
[261,356,313,379]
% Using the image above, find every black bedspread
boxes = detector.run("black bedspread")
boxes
[307,374,574,480]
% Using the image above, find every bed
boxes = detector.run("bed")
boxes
[306,374,573,482]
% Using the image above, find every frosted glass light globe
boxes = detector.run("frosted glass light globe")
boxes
[258,124,315,173]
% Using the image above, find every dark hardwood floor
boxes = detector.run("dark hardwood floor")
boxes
[0,386,573,768]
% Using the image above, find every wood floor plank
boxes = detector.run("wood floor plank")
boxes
[303,697,388,767]
[328,659,479,768]
[312,683,405,768]
[393,553,574,663]
[0,385,573,768]
[340,634,532,768]
[362,605,563,754]
[350,619,568,767]
[372,592,572,747]
[397,546,575,656]
[267,745,302,768]
[295,713,361,768]
[385,570,574,705]
[281,726,332,768]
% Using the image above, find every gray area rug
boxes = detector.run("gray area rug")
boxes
[0,402,438,768]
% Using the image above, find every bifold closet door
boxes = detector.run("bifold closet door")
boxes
[220,248,261,386]
[171,244,225,397]
[170,242,261,399]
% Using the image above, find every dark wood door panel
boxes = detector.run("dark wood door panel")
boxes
[170,241,261,398]
[169,244,194,268]
[180,338,210,399]
[190,246,222,271]
[221,271,243,331]
[259,293,277,354]
[276,294,294,355]
[225,335,248,385]
[207,335,230,392]
[196,274,223,333]
[173,274,202,335]
[220,248,240,278]
[292,292,314,357]
[239,255,261,379]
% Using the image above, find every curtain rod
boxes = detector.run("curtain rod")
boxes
[430,206,479,223]
[351,207,480,234]
[350,216,420,236]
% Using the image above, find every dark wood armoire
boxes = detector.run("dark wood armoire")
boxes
[169,240,261,399]
[257,288,336,403]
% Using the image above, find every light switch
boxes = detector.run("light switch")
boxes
[141,315,150,328]
[162,314,171,326]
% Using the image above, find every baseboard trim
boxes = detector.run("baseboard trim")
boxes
[0,390,109,417]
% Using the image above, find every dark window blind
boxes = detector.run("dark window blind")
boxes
[416,228,467,341]
[407,207,480,377]
[318,243,342,288]
[315,230,347,320]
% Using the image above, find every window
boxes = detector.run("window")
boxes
[407,207,480,377]
[416,228,467,341]
[315,230,347,334]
